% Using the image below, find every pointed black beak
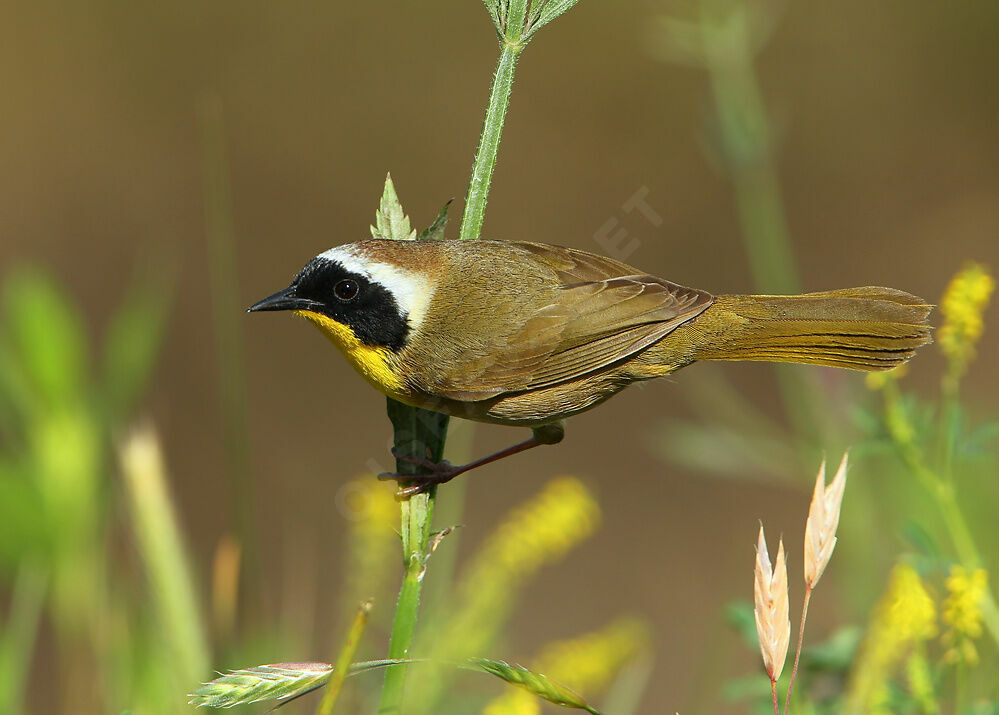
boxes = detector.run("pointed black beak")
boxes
[246,285,315,313]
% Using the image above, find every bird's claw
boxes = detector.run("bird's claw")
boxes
[379,451,461,499]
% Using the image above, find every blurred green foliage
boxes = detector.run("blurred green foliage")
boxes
[0,265,171,713]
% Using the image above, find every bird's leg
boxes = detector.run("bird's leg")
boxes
[379,422,564,498]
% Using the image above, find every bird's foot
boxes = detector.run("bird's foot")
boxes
[378,449,464,499]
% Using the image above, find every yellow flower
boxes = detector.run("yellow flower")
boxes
[482,619,649,715]
[938,262,994,373]
[416,477,601,703]
[482,691,539,715]
[845,564,937,713]
[341,477,399,613]
[941,565,987,665]
[464,477,601,591]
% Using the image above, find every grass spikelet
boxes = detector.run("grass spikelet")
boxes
[786,454,848,711]
[189,659,404,708]
[803,454,848,590]
[753,526,789,714]
[470,658,602,715]
[483,618,650,715]
[190,662,334,708]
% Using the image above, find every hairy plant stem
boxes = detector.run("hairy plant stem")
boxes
[379,8,530,710]
[459,42,523,241]
[783,585,811,715]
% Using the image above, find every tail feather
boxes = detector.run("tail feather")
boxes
[691,287,933,371]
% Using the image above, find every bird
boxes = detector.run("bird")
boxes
[248,238,932,495]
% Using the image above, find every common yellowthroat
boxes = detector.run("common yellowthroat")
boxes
[249,239,931,493]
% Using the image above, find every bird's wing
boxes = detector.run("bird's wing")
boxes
[512,241,646,282]
[435,272,714,401]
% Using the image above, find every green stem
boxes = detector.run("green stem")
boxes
[783,585,811,715]
[378,403,448,714]
[199,96,257,604]
[458,41,523,241]
[696,1,826,462]
[881,385,999,645]
[699,1,798,297]
[380,3,536,710]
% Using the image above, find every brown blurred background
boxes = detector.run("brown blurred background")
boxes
[3,0,998,712]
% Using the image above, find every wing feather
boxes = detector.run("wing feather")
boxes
[435,267,713,401]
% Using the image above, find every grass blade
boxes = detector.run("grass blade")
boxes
[119,425,209,694]
[316,600,373,715]
[469,658,602,714]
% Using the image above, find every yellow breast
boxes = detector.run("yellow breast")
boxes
[294,310,406,398]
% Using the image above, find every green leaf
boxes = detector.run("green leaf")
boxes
[721,673,774,703]
[801,626,862,673]
[724,600,760,650]
[900,520,941,560]
[370,173,416,241]
[481,0,502,33]
[418,200,452,241]
[959,419,999,457]
[1,268,87,408]
[468,658,601,714]
[101,272,172,421]
[651,419,797,482]
[0,463,48,568]
[526,0,583,41]
[0,564,46,715]
[849,403,882,436]
[385,396,449,556]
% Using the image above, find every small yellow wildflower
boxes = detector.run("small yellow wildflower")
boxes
[471,476,601,582]
[845,564,937,713]
[341,477,399,614]
[482,691,540,715]
[482,619,649,715]
[413,477,601,710]
[941,565,987,666]
[938,262,994,374]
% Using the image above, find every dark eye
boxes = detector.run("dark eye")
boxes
[334,279,359,301]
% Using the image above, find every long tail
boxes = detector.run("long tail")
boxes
[688,287,933,371]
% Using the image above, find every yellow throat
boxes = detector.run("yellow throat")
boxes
[294,310,405,397]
